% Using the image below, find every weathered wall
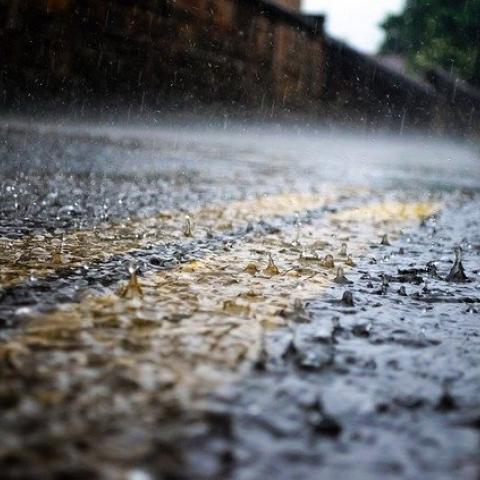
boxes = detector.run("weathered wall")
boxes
[321,38,447,132]
[0,0,326,113]
[0,0,476,136]
[425,68,480,138]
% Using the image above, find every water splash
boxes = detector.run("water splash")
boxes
[264,253,280,276]
[51,246,64,265]
[380,275,389,295]
[281,299,312,323]
[341,290,354,306]
[380,234,391,246]
[322,254,335,269]
[184,215,193,237]
[334,266,353,285]
[398,285,407,296]
[119,262,144,297]
[446,246,469,282]
[244,262,259,275]
[291,217,302,248]
[305,396,342,437]
[345,255,356,267]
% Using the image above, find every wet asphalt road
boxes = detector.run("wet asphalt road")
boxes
[0,117,480,480]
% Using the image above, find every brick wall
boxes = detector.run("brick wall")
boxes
[0,0,476,136]
[0,0,326,113]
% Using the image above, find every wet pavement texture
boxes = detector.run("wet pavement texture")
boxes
[0,118,480,480]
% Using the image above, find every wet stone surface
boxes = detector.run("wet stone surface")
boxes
[0,119,479,480]
[218,200,480,480]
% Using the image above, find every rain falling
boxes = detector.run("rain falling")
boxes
[1,1,480,479]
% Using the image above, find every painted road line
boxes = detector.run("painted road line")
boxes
[0,200,439,407]
[0,190,354,289]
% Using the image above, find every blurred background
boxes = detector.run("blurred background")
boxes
[1,0,479,137]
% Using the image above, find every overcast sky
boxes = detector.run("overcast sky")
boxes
[302,0,405,54]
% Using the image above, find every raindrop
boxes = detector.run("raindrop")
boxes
[292,216,302,247]
[305,397,342,437]
[435,389,457,412]
[334,266,353,285]
[341,290,354,306]
[352,323,371,337]
[381,275,389,294]
[446,246,469,282]
[380,234,391,246]
[345,255,356,267]
[243,262,259,275]
[281,299,312,323]
[119,262,144,297]
[51,246,64,265]
[426,261,439,278]
[183,215,193,237]
[264,253,280,276]
[322,254,335,269]
[398,285,407,296]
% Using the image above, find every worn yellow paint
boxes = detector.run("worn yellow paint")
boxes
[334,201,437,224]
[0,192,342,289]
[0,199,440,404]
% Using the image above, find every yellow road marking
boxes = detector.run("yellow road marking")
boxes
[334,201,436,223]
[0,200,439,406]
[0,192,346,289]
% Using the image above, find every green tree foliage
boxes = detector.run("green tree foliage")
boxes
[380,0,480,86]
